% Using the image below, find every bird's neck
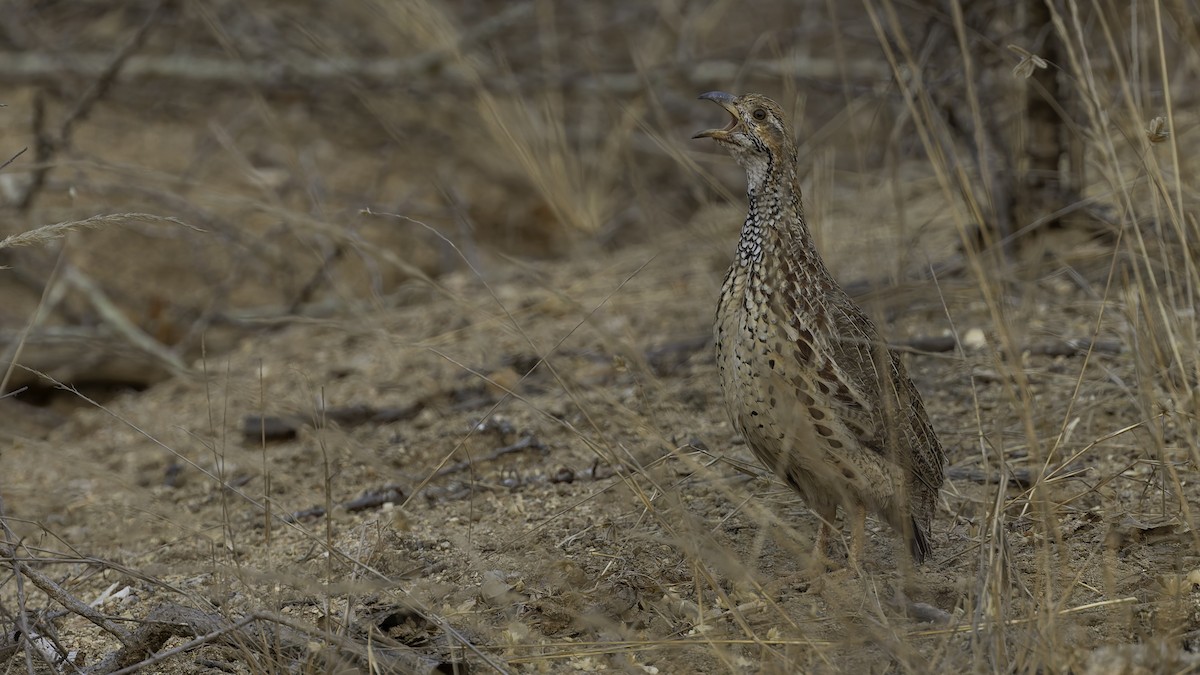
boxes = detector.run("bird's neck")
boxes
[736,164,815,269]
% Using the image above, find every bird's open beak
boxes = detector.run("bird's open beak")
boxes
[693,91,740,140]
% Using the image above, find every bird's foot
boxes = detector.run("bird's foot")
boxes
[808,547,835,578]
[820,565,858,583]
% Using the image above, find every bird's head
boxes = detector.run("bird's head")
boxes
[693,92,797,189]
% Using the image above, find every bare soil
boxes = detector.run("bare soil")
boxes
[8,204,1197,673]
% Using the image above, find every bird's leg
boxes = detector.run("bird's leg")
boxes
[813,522,830,564]
[810,503,837,574]
[848,505,866,571]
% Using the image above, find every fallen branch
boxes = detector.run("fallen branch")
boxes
[0,51,889,94]
[431,433,545,480]
[242,402,424,443]
[62,265,188,376]
[91,603,448,675]
[1,326,174,394]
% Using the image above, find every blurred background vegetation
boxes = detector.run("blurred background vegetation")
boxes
[0,0,1195,404]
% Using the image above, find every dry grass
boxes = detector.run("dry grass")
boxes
[861,0,1200,670]
[2,0,1200,673]
[0,213,193,252]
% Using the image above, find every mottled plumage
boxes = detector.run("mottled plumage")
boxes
[695,92,945,565]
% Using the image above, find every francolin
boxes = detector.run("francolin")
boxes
[695,92,945,568]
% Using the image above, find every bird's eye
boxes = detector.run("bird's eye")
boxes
[752,108,767,121]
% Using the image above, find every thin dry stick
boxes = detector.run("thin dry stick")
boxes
[17,90,48,213]
[0,244,66,398]
[0,146,26,172]
[0,491,39,674]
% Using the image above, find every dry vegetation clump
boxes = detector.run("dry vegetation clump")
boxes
[2,1,1200,673]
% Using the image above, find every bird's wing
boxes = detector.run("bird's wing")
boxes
[886,349,946,493]
[822,298,944,490]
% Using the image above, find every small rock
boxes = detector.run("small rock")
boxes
[962,328,987,350]
[480,570,514,606]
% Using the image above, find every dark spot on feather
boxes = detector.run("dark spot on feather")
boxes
[842,467,855,479]
[814,424,833,437]
[828,439,844,450]
[819,362,837,381]
[795,343,812,364]
[809,407,825,420]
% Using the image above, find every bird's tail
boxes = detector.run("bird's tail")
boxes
[910,517,932,563]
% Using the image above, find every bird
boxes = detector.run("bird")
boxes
[694,91,945,569]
